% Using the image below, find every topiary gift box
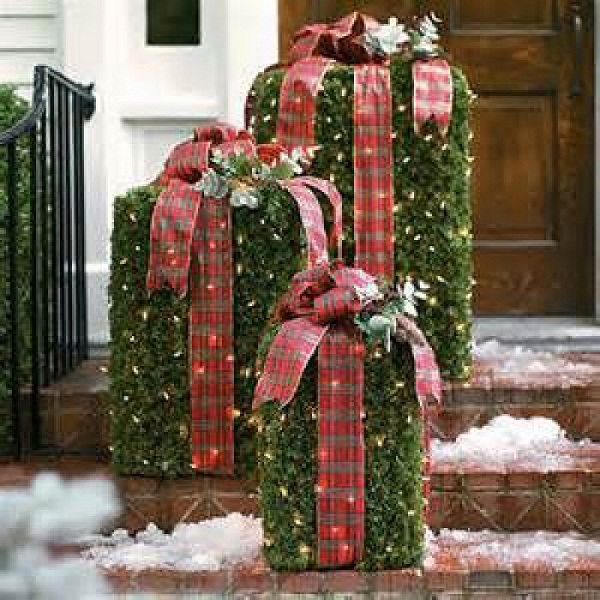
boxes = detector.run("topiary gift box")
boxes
[108,131,327,478]
[248,22,473,380]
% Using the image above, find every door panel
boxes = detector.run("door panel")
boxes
[278,0,594,315]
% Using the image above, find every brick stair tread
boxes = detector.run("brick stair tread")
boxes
[97,530,600,595]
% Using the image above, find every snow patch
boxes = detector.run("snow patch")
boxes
[432,415,593,471]
[474,340,597,385]
[84,513,263,572]
[426,529,600,571]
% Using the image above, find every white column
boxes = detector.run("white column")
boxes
[61,0,280,344]
[62,0,127,345]
[221,0,279,126]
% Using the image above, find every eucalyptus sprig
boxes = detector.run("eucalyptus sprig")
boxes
[196,146,309,210]
[364,13,444,60]
[355,279,430,351]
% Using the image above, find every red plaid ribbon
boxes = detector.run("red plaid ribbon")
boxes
[413,59,453,136]
[354,64,395,280]
[147,123,255,475]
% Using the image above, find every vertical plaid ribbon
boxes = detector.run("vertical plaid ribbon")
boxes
[147,124,255,475]
[353,65,395,280]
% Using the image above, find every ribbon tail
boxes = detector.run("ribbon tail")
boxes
[412,59,454,138]
[146,180,200,297]
[276,57,333,153]
[317,326,365,568]
[292,176,344,261]
[280,180,330,268]
[254,318,328,408]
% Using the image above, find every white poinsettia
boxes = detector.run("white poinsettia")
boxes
[413,13,442,55]
[365,17,410,56]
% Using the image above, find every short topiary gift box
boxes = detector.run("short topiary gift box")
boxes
[248,12,473,380]
[109,124,342,478]
[254,182,442,572]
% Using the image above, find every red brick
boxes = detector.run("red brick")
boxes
[210,492,259,516]
[371,569,424,592]
[560,568,590,590]
[546,492,586,531]
[185,570,229,592]
[207,476,256,494]
[102,567,134,593]
[588,567,600,587]
[464,472,507,491]
[231,566,274,594]
[515,568,558,590]
[133,568,186,592]
[322,570,370,593]
[278,571,323,593]
[170,495,211,525]
[425,568,466,591]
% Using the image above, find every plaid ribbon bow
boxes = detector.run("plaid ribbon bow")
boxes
[274,12,453,281]
[146,123,256,475]
[254,191,442,568]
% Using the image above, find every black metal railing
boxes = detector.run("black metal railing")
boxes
[0,66,95,457]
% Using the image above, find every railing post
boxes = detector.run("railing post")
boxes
[6,141,21,458]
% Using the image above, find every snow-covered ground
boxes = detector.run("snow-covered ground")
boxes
[474,340,598,385]
[431,415,595,471]
[426,529,600,571]
[82,513,600,573]
[83,513,263,572]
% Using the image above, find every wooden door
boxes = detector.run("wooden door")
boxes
[279,0,595,315]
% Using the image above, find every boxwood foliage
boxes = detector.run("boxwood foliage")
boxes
[0,86,30,455]
[248,58,471,570]
[257,330,424,571]
[108,182,306,477]
[249,58,473,380]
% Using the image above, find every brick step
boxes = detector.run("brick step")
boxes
[435,352,600,442]
[35,360,110,456]
[2,452,599,535]
[98,530,600,597]
[430,449,600,534]
[31,354,600,458]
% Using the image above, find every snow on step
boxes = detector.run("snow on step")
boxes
[427,529,600,571]
[473,340,599,386]
[432,415,599,471]
[83,513,263,572]
[83,513,600,575]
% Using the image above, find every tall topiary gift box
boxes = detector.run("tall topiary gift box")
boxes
[109,124,341,478]
[248,12,473,380]
[249,12,473,571]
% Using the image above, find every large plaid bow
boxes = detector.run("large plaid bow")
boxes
[147,123,256,475]
[273,12,453,281]
[289,11,382,65]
